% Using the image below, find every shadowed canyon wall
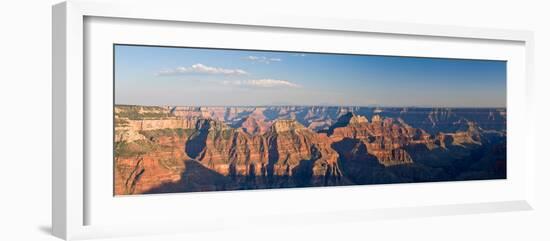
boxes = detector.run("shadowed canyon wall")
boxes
[114,105,506,195]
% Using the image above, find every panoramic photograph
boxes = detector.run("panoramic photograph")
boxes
[113,44,507,195]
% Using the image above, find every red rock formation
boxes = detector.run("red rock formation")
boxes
[114,131,188,195]
[239,116,271,135]
[126,118,198,131]
[329,113,417,166]
[113,105,505,195]
[187,119,345,184]
[436,121,482,148]
[189,119,270,176]
[265,120,342,180]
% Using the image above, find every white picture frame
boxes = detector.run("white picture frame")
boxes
[52,1,535,240]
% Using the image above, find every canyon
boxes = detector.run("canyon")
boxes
[114,105,506,195]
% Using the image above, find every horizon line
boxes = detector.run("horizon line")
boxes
[114,103,507,109]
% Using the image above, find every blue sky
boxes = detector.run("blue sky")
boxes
[114,44,506,107]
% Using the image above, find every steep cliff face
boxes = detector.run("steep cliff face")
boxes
[181,119,346,188]
[329,113,417,166]
[114,105,507,195]
[114,129,189,195]
[127,118,199,131]
[238,116,271,135]
[265,120,345,185]
[329,112,371,140]
[187,118,270,176]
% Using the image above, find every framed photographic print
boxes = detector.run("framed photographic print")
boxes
[113,44,508,195]
[53,0,535,240]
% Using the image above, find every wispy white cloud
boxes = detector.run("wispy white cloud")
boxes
[223,79,300,88]
[243,56,282,64]
[157,63,248,76]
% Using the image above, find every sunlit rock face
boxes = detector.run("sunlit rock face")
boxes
[114,105,506,195]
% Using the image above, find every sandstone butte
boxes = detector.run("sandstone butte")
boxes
[114,105,506,195]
